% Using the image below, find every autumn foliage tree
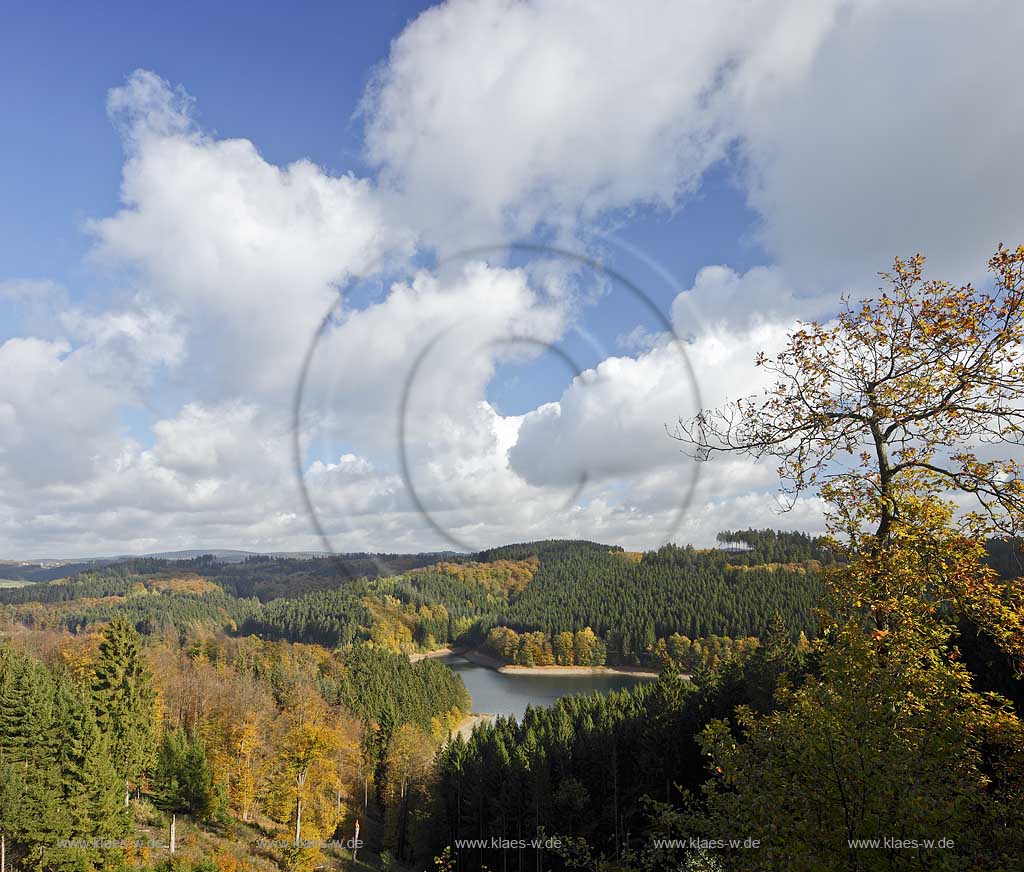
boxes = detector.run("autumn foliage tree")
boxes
[269,687,344,871]
[383,723,438,862]
[221,712,271,823]
[679,245,1024,653]
[677,246,1024,869]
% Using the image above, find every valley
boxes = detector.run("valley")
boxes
[0,530,825,871]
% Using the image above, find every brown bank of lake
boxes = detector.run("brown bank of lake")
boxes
[451,712,496,741]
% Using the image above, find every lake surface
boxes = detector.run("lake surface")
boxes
[446,656,656,720]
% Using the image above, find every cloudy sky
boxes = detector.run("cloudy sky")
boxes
[2,0,1022,558]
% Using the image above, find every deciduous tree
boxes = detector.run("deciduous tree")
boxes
[678,247,1024,869]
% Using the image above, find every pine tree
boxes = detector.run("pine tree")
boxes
[153,729,217,821]
[49,674,129,871]
[91,616,157,804]
[0,645,67,870]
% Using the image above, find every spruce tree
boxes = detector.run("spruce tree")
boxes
[153,729,217,821]
[0,645,68,869]
[91,615,157,804]
[49,674,129,871]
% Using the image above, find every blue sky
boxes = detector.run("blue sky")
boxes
[1,1,1021,558]
[0,1,431,286]
[0,0,766,417]
[0,1,764,352]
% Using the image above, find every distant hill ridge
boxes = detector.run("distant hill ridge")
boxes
[0,531,832,663]
[0,547,463,581]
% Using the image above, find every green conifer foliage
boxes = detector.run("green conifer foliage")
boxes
[91,616,157,801]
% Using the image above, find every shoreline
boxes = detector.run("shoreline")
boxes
[460,647,661,678]
[457,648,505,669]
[497,664,660,678]
[409,645,466,663]
[413,645,667,679]
[450,711,496,741]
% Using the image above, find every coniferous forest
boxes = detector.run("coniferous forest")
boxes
[1,524,1019,870]
[0,528,827,870]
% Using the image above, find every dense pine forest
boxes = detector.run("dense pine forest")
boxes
[1,515,1021,871]
[0,530,826,666]
[492,538,822,658]
[0,529,829,870]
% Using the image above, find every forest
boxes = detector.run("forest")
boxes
[492,538,822,658]
[0,520,1020,871]
[0,617,469,871]
[0,530,823,666]
[0,524,1013,871]
[0,528,826,870]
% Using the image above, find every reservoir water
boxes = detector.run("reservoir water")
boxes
[446,656,657,720]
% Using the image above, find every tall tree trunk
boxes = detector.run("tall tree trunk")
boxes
[295,770,307,846]
[612,737,620,856]
[868,406,895,545]
[169,814,176,855]
[397,781,408,860]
